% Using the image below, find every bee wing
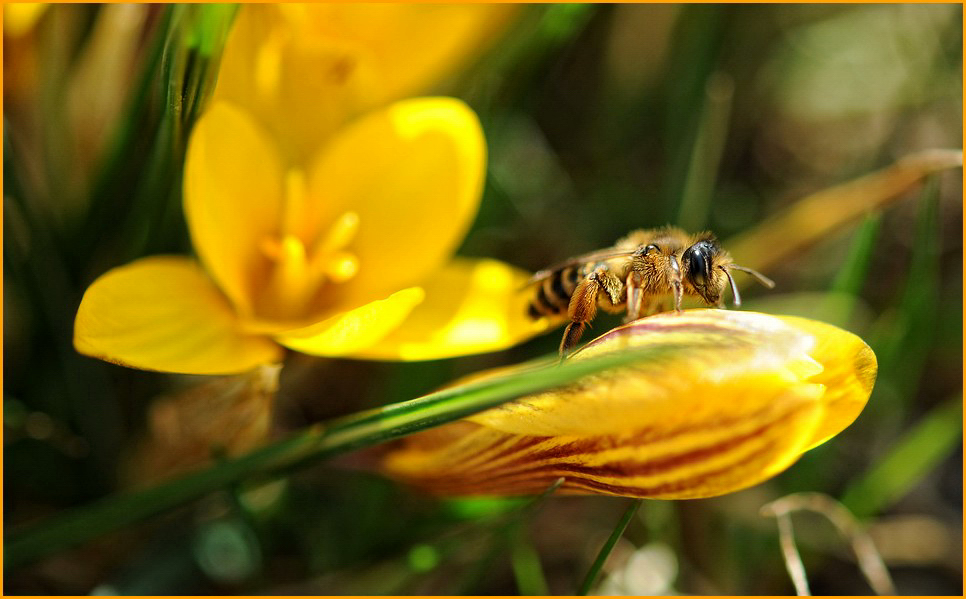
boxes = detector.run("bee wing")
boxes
[523,248,639,288]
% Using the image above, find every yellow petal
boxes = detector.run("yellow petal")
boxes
[212,5,375,164]
[352,258,551,361]
[74,257,283,374]
[307,97,485,307]
[275,287,425,357]
[213,5,516,164]
[278,4,517,102]
[183,102,284,317]
[778,315,878,449]
[383,310,876,499]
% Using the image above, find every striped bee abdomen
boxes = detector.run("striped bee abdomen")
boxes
[527,266,582,319]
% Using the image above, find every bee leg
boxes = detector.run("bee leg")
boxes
[559,322,586,358]
[560,267,617,358]
[624,271,644,323]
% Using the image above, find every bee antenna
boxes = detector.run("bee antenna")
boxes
[722,266,741,307]
[730,265,775,289]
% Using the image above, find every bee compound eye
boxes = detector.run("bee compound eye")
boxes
[684,241,714,287]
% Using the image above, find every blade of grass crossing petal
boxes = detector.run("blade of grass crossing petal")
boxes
[840,397,962,520]
[5,349,667,568]
[578,499,643,595]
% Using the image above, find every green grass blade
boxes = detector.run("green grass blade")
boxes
[675,71,733,232]
[577,499,642,595]
[820,212,882,325]
[870,177,941,405]
[840,397,962,520]
[5,347,671,569]
[829,212,882,296]
[510,527,550,595]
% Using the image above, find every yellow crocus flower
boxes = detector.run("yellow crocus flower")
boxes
[74,5,544,374]
[383,310,876,499]
[74,97,544,374]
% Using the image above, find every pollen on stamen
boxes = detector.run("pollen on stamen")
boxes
[317,211,360,256]
[326,251,359,283]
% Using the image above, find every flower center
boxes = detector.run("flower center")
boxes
[255,169,360,321]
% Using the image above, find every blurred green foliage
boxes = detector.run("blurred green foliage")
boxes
[4,4,962,595]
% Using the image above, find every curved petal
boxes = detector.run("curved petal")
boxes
[470,310,825,437]
[307,97,485,308]
[212,6,376,164]
[779,316,878,449]
[74,257,282,374]
[279,5,517,102]
[382,310,876,499]
[351,258,551,361]
[183,102,284,317]
[212,5,515,164]
[275,287,425,357]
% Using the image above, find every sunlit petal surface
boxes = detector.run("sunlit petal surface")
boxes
[353,258,551,361]
[275,288,425,357]
[74,257,283,375]
[383,310,876,499]
[306,97,485,309]
[183,102,284,317]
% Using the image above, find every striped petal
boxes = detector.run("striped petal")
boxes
[382,310,876,499]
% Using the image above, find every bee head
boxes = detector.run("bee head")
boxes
[682,239,723,304]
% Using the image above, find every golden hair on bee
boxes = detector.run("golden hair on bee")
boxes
[525,226,775,356]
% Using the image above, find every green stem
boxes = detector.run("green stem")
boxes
[5,348,667,569]
[577,499,643,595]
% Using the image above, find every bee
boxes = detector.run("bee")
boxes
[526,226,775,356]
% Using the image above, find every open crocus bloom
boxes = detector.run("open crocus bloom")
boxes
[74,97,546,374]
[383,310,877,499]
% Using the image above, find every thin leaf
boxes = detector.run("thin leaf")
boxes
[820,212,882,326]
[4,347,667,569]
[577,499,642,595]
[871,176,941,404]
[840,397,962,520]
[510,525,550,595]
[675,71,734,232]
[829,212,882,297]
[726,149,962,275]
